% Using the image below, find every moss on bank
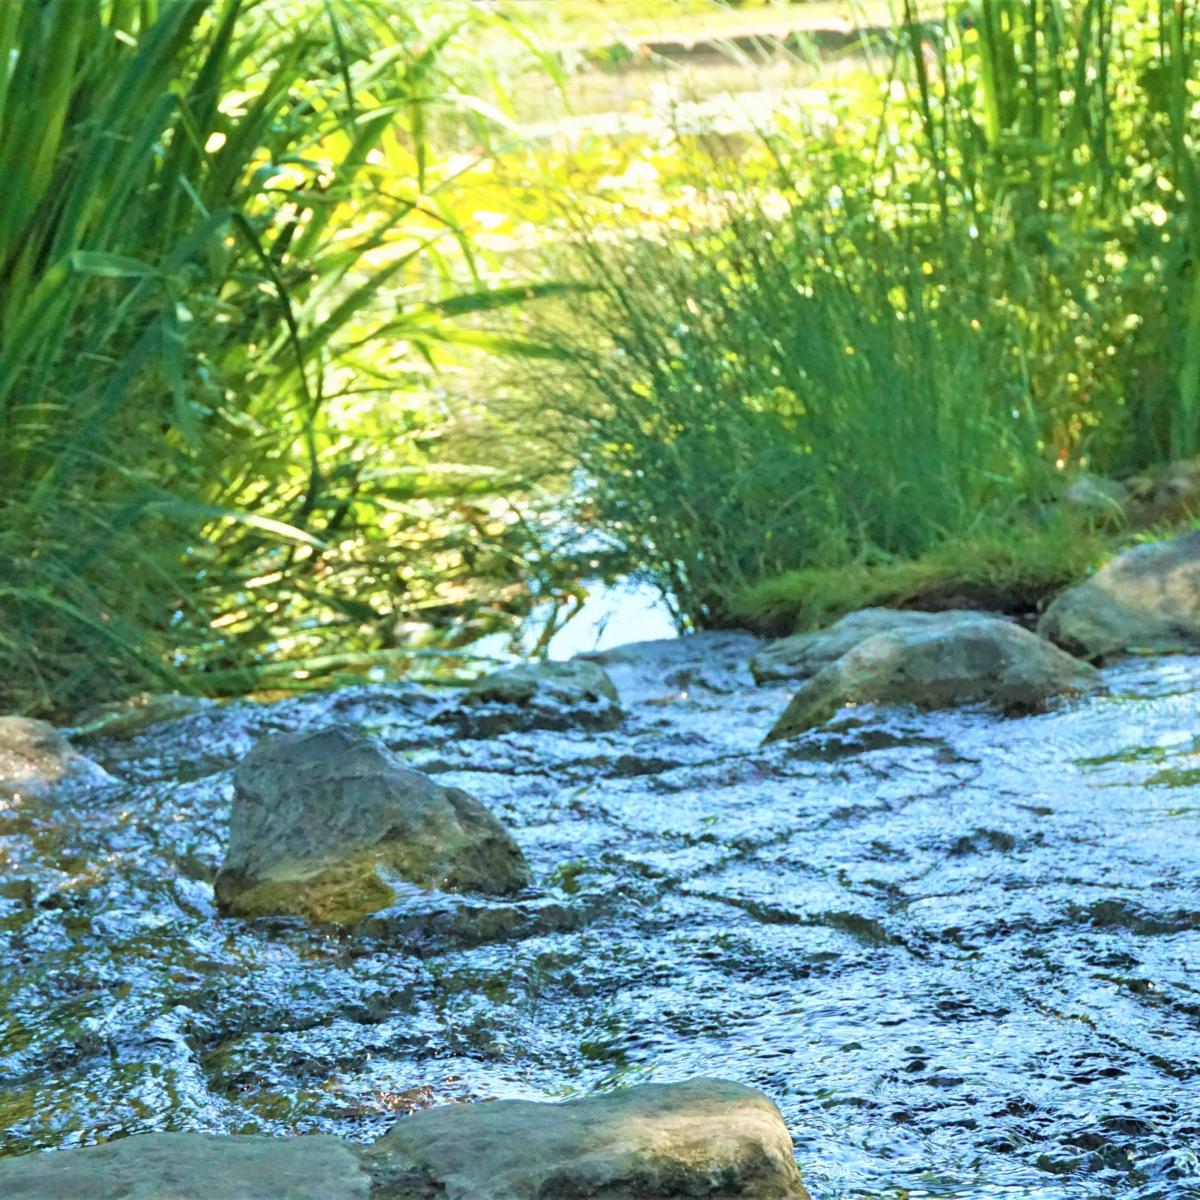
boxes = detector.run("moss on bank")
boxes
[727,516,1124,638]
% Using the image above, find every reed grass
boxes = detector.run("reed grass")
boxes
[897,0,1200,467]
[519,0,1200,633]
[525,193,1045,627]
[0,0,555,714]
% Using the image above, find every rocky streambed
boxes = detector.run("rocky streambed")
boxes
[3,575,1200,1195]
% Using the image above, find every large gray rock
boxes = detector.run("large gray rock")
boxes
[750,608,993,685]
[0,1132,368,1199]
[765,615,1103,741]
[214,727,530,923]
[0,716,114,799]
[1038,532,1200,659]
[447,659,622,736]
[364,1077,809,1199]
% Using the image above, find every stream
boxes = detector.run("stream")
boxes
[2,630,1198,1199]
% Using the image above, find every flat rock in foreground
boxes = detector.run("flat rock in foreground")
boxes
[766,615,1104,741]
[1038,532,1200,659]
[0,1132,368,1199]
[215,727,529,923]
[0,716,115,800]
[750,608,994,685]
[364,1077,809,1199]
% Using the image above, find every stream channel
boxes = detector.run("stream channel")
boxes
[2,626,1199,1199]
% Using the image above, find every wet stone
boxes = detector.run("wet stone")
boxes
[363,1077,810,1199]
[750,607,998,686]
[442,659,623,736]
[766,615,1104,740]
[214,727,530,924]
[0,716,115,799]
[1039,530,1200,659]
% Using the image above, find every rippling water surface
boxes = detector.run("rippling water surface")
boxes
[2,632,1199,1198]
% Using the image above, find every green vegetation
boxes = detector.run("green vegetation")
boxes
[0,0,559,714]
[731,516,1117,635]
[2,0,1199,713]
[519,0,1200,629]
[527,193,1046,626]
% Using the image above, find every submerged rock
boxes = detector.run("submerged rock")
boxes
[445,659,622,736]
[214,727,530,923]
[72,691,215,741]
[589,630,762,701]
[1038,532,1200,659]
[364,1077,809,1199]
[751,608,994,685]
[0,716,115,799]
[765,615,1103,741]
[0,1132,368,1199]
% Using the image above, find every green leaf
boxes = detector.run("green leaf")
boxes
[68,250,161,278]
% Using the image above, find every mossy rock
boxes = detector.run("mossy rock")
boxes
[1038,531,1200,659]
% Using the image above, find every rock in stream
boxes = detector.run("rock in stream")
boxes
[764,613,1104,741]
[442,659,623,736]
[214,727,530,923]
[0,1079,806,1200]
[0,1131,368,1199]
[0,716,114,800]
[1039,530,1200,659]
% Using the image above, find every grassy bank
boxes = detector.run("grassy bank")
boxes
[730,518,1120,635]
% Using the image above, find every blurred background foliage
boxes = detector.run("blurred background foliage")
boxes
[1,0,1198,713]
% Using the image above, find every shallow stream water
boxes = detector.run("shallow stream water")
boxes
[2,631,1199,1198]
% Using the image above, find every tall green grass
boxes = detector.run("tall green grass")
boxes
[0,0,554,714]
[897,0,1200,467]
[527,196,1044,627]
[520,0,1200,631]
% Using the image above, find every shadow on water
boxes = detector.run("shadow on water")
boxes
[2,624,1199,1199]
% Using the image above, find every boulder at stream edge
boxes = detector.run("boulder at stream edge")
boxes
[1038,531,1200,659]
[214,726,529,923]
[750,607,996,685]
[765,613,1104,741]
